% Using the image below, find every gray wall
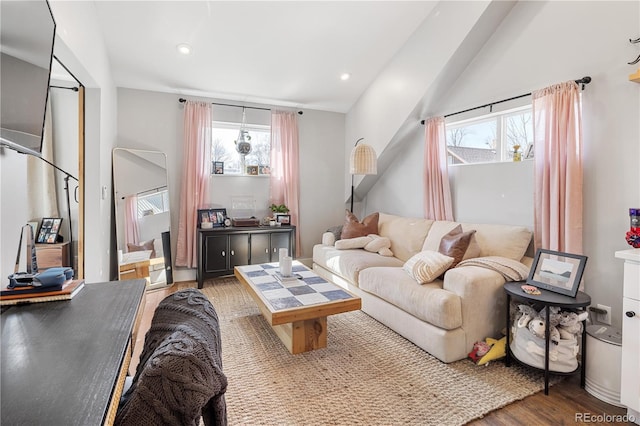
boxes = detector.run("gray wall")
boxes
[365,1,640,328]
[116,88,345,281]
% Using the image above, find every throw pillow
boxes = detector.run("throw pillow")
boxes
[438,225,476,268]
[335,234,394,257]
[363,235,393,257]
[335,236,371,250]
[341,210,379,240]
[403,250,454,284]
[127,239,156,258]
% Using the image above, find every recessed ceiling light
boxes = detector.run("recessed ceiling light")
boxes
[177,43,191,55]
[340,73,351,81]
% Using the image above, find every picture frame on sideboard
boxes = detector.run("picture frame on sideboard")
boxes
[276,214,291,226]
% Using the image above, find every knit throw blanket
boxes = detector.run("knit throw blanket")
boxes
[456,256,531,282]
[115,289,228,426]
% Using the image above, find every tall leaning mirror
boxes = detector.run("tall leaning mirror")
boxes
[113,148,173,290]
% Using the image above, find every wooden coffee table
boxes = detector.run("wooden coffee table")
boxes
[234,261,361,354]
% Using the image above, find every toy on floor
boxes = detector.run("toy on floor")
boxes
[468,336,507,366]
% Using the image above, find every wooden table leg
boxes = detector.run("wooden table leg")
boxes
[272,317,328,354]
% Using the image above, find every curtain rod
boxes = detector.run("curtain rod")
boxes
[178,98,303,115]
[52,54,84,87]
[50,85,79,92]
[121,185,167,200]
[420,76,591,125]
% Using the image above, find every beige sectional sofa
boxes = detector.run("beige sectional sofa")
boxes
[312,212,533,363]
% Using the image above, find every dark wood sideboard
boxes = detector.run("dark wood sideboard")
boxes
[197,225,296,289]
[1,279,146,425]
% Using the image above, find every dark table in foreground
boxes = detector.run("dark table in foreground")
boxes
[1,279,146,425]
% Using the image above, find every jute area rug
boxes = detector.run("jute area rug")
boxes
[200,276,558,426]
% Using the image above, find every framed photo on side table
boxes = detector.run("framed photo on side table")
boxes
[527,249,587,297]
[276,214,291,226]
[37,218,63,244]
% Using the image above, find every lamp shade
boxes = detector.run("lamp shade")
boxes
[350,143,377,175]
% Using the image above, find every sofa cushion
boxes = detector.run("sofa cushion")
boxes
[312,244,403,286]
[359,267,462,330]
[378,213,434,262]
[422,220,532,261]
[341,211,379,239]
[403,251,454,284]
[438,225,476,268]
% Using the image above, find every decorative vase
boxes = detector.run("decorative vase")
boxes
[513,145,522,162]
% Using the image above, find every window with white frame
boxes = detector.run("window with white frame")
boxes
[211,121,271,174]
[137,189,170,218]
[445,105,533,165]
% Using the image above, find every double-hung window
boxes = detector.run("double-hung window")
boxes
[210,105,271,175]
[445,105,533,164]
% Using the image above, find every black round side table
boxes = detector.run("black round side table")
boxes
[504,281,591,395]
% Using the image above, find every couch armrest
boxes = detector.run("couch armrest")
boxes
[321,231,336,246]
[443,266,507,351]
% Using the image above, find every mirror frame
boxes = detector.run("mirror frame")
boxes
[112,147,172,289]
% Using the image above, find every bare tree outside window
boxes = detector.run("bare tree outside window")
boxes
[212,137,230,163]
[444,106,532,164]
[211,122,270,174]
[506,112,533,156]
[446,127,468,147]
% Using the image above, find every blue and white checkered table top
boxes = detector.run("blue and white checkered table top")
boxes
[236,263,355,311]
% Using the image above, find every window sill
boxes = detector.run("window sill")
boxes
[449,158,533,167]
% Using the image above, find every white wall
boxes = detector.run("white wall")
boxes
[0,149,29,280]
[50,80,80,263]
[365,1,640,328]
[49,1,118,282]
[117,88,345,281]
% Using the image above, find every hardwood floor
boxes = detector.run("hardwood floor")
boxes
[132,281,634,425]
[470,373,632,425]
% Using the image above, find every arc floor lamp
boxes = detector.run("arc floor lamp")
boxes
[349,138,377,212]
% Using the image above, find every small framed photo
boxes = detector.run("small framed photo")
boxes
[212,161,224,175]
[37,217,63,244]
[198,208,227,228]
[525,144,534,159]
[210,208,227,226]
[276,214,291,226]
[246,165,259,175]
[198,209,211,228]
[259,165,271,175]
[526,249,587,297]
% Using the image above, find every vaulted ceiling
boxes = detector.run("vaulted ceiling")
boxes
[89,1,437,113]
